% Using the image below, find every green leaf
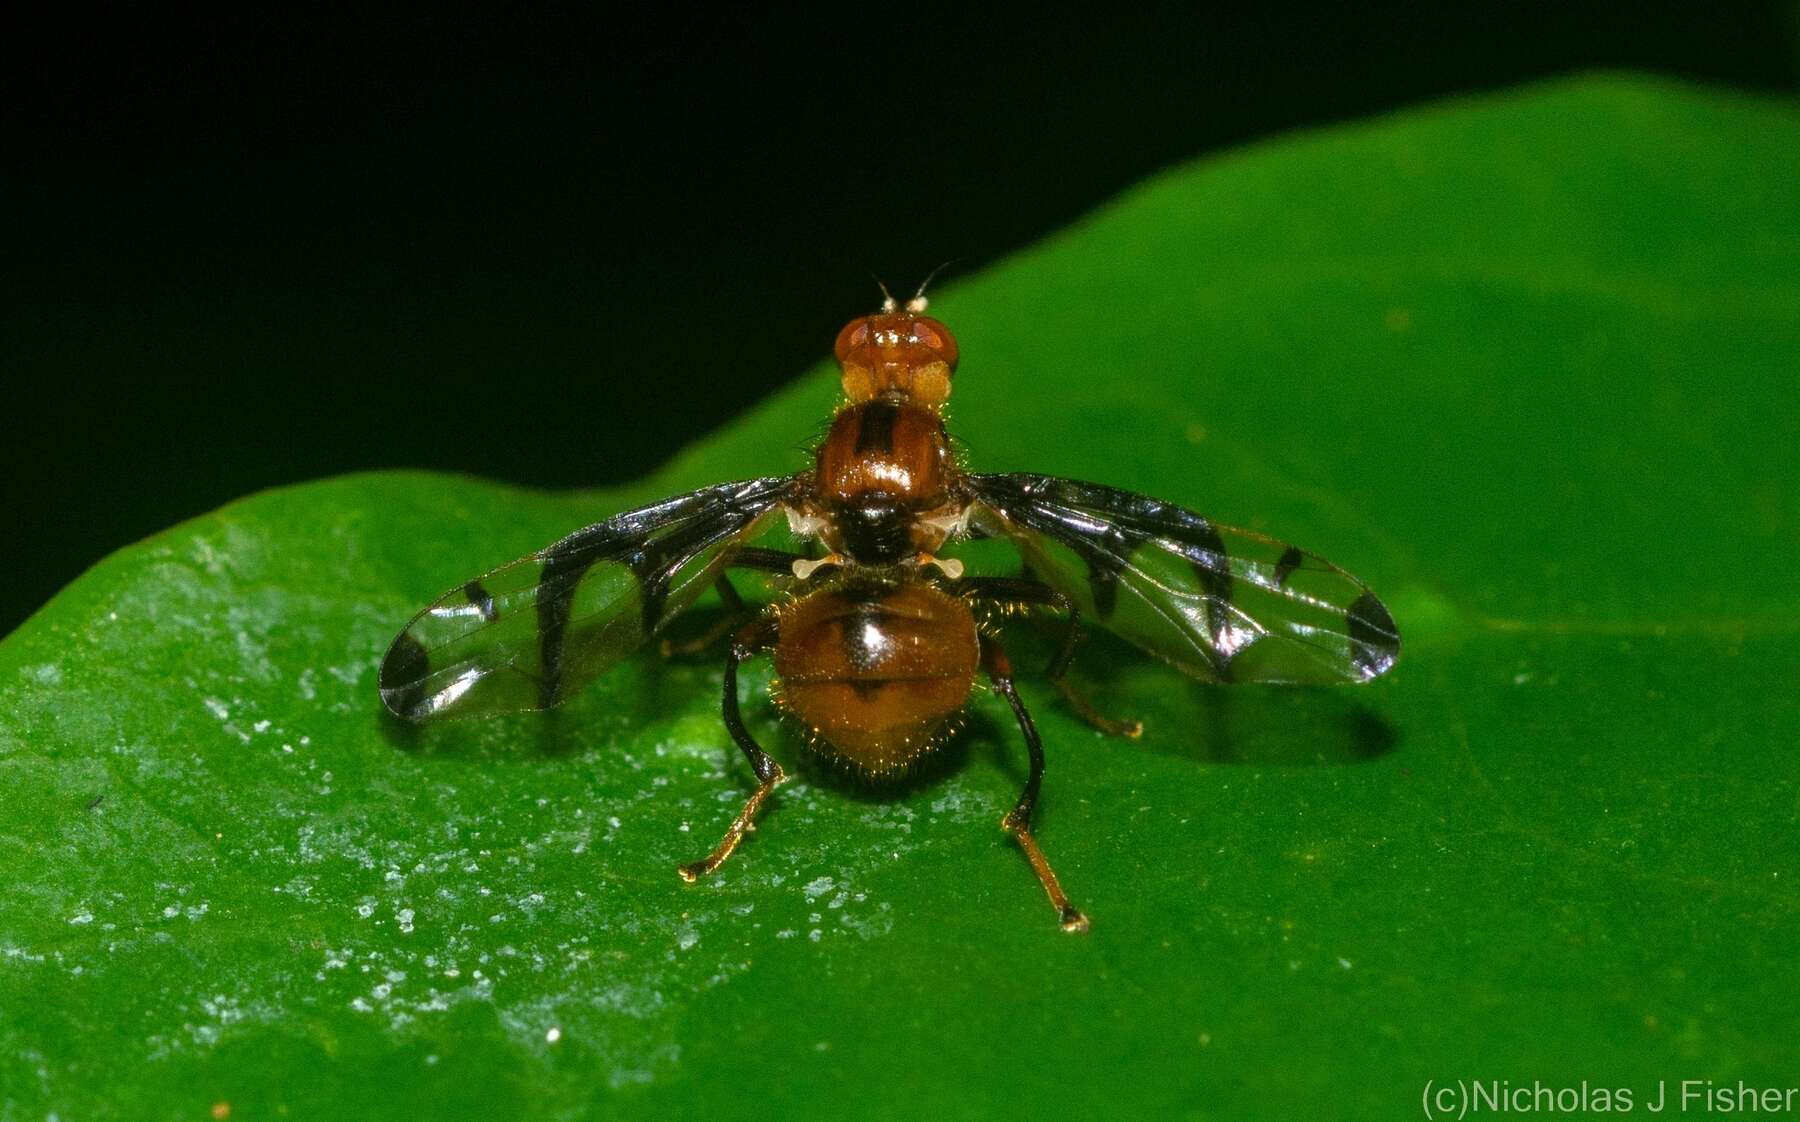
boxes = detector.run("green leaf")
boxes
[6,73,1798,1120]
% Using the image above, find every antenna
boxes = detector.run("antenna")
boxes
[865,270,898,313]
[907,259,957,313]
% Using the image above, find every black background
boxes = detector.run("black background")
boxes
[5,6,1795,636]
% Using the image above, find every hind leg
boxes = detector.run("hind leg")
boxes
[982,635,1089,933]
[678,613,785,881]
[954,576,1142,739]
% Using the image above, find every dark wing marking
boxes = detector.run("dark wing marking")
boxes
[379,476,795,720]
[963,474,1399,685]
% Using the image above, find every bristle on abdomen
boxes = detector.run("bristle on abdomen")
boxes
[779,678,973,777]
[772,577,981,779]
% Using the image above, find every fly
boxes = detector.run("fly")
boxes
[378,285,1400,932]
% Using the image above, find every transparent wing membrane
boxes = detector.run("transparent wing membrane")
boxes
[379,477,794,720]
[964,474,1399,685]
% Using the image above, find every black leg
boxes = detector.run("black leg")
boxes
[1044,606,1143,739]
[955,576,1141,739]
[678,613,786,881]
[982,636,1089,933]
[662,549,812,657]
[660,572,751,657]
[725,546,810,574]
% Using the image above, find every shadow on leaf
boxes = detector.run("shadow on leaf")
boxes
[1032,628,1399,767]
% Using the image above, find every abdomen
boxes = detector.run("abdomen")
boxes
[774,580,978,777]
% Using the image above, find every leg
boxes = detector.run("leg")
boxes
[982,636,1090,933]
[955,577,1141,739]
[1044,607,1143,739]
[659,549,809,657]
[660,573,751,657]
[725,546,811,574]
[678,614,786,881]
[951,574,1063,605]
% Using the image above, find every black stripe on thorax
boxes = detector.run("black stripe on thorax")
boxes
[853,400,900,455]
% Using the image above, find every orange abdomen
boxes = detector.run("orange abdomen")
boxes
[774,581,978,777]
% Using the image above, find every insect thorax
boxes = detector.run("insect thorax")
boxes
[810,399,960,564]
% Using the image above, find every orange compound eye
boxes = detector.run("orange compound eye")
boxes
[907,315,959,373]
[834,312,960,407]
[833,317,874,368]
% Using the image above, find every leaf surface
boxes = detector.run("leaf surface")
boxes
[4,74,1799,1120]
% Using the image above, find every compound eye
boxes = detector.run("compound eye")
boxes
[835,316,881,402]
[833,317,873,367]
[908,316,959,372]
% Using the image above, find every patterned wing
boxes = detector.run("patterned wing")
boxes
[379,476,795,720]
[963,474,1399,685]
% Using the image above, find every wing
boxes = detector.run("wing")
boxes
[962,474,1399,685]
[379,476,796,720]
